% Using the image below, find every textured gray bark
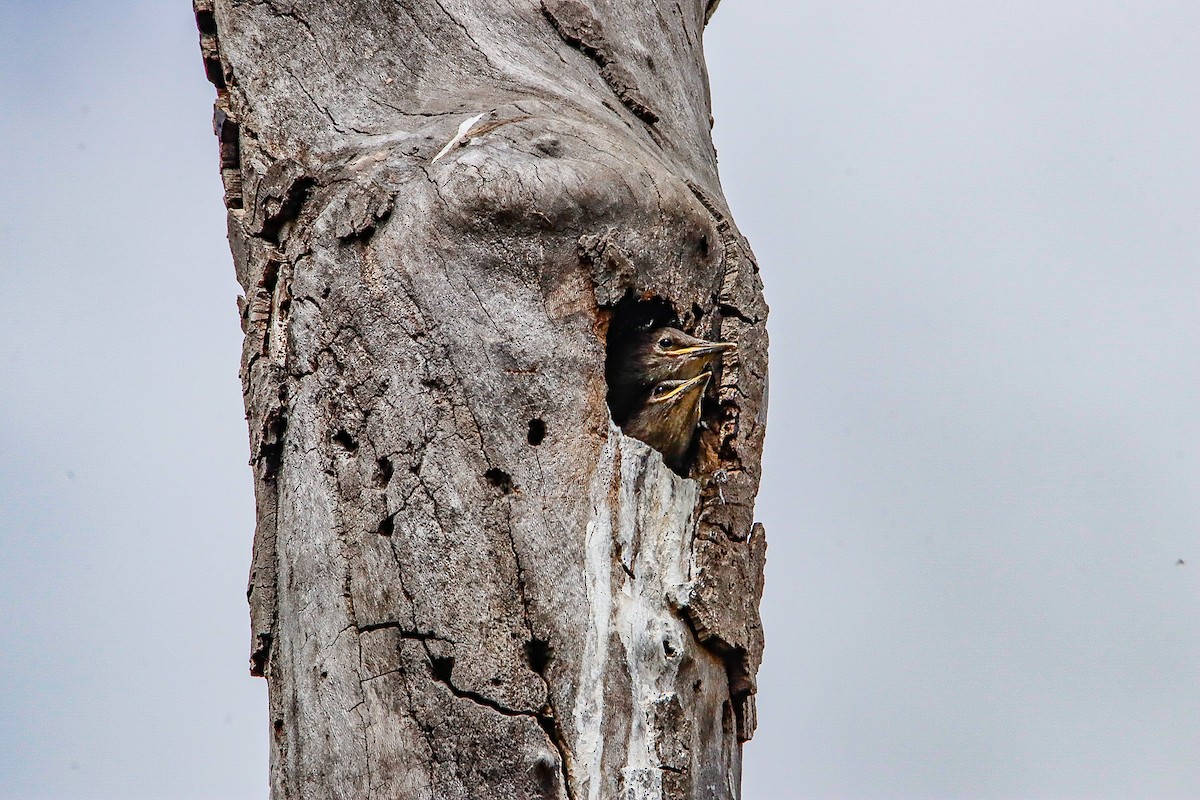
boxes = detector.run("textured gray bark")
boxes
[196,1,767,798]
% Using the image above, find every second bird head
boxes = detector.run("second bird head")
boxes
[622,370,713,471]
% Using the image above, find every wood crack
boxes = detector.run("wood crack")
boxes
[541,0,660,126]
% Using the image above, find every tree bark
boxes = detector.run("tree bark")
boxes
[195,1,768,798]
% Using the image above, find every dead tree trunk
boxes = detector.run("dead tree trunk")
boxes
[196,1,768,797]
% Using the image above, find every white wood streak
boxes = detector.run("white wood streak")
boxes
[575,426,699,800]
[576,432,617,800]
[430,112,486,163]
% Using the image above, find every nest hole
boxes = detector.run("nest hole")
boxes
[484,467,514,493]
[430,655,455,684]
[525,636,552,675]
[331,429,358,451]
[527,419,546,446]
[604,293,679,427]
[374,456,394,487]
[602,291,732,477]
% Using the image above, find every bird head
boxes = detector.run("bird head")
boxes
[622,370,712,469]
[631,327,736,384]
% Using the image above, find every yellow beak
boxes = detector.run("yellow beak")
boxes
[655,371,712,403]
[669,341,737,357]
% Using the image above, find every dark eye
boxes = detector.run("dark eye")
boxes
[658,338,672,348]
[653,385,669,396]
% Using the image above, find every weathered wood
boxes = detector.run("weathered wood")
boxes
[196,1,768,797]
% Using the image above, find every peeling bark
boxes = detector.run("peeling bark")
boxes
[196,1,768,798]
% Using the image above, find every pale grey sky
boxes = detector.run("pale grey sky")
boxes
[1,2,1197,799]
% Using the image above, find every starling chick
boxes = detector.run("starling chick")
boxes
[622,371,712,470]
[607,327,735,425]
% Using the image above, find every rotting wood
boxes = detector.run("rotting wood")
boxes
[196,1,768,797]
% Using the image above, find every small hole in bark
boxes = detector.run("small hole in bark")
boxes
[272,719,284,741]
[261,177,316,246]
[662,638,677,657]
[484,467,513,493]
[259,260,280,294]
[533,135,563,157]
[531,752,558,788]
[332,429,358,451]
[195,9,217,36]
[320,670,328,679]
[721,700,735,734]
[430,655,455,683]
[203,56,226,89]
[527,419,546,446]
[525,637,552,675]
[375,456,394,487]
[377,513,395,537]
[697,233,710,258]
[259,412,287,482]
[693,679,703,692]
